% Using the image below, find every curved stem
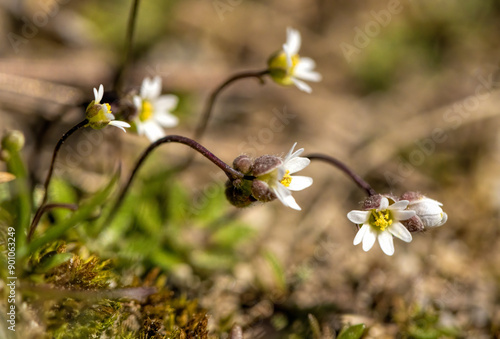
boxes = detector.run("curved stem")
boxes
[28,119,87,242]
[194,69,270,141]
[306,153,377,197]
[27,203,78,241]
[114,0,141,94]
[110,135,244,218]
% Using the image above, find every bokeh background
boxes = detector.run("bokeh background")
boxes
[1,0,500,337]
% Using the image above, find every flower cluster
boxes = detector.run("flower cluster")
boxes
[347,193,447,256]
[85,85,131,132]
[268,27,322,93]
[226,143,313,210]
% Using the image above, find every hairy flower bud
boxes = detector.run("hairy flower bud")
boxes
[251,155,283,177]
[251,179,276,202]
[400,192,448,228]
[225,179,255,208]
[233,155,253,175]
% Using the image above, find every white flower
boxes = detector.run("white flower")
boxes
[407,196,448,227]
[86,84,131,132]
[262,143,313,210]
[268,27,322,93]
[133,76,179,142]
[347,197,416,256]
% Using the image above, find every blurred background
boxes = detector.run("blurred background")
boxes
[1,0,500,337]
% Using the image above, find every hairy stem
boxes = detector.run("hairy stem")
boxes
[28,120,87,242]
[194,69,270,141]
[306,153,377,197]
[110,135,244,218]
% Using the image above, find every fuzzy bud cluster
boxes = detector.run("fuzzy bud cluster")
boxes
[225,154,284,208]
[360,192,448,233]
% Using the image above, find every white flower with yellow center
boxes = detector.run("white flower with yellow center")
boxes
[252,143,313,210]
[85,84,131,132]
[133,76,179,142]
[268,27,322,93]
[347,197,415,256]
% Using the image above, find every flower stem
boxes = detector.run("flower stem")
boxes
[306,153,377,197]
[27,203,78,241]
[194,69,270,141]
[28,119,88,242]
[110,135,244,218]
[114,0,141,94]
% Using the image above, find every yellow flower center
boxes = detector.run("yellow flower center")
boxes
[268,52,301,86]
[139,100,154,122]
[280,170,292,187]
[370,210,393,231]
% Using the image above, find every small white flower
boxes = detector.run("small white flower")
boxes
[133,76,179,142]
[266,143,313,210]
[86,84,131,132]
[268,27,322,93]
[347,197,415,256]
[407,196,448,227]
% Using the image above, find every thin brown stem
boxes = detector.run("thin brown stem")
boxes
[306,153,377,197]
[109,135,244,219]
[114,0,141,94]
[27,203,78,241]
[194,69,270,141]
[29,119,87,242]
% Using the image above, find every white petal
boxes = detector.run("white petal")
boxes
[283,195,301,210]
[295,57,316,70]
[378,197,389,211]
[388,200,409,211]
[286,157,310,174]
[149,76,162,99]
[378,231,395,256]
[273,185,301,210]
[283,44,293,69]
[353,224,369,245]
[154,112,179,128]
[133,96,142,110]
[347,210,370,224]
[105,112,115,120]
[392,209,416,221]
[294,68,322,83]
[143,121,166,142]
[388,222,412,242]
[362,227,377,252]
[284,142,298,161]
[94,84,104,103]
[291,78,312,93]
[287,175,313,191]
[285,27,301,56]
[294,58,322,82]
[155,94,179,112]
[109,120,131,132]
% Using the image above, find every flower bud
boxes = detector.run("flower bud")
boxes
[86,102,113,130]
[225,179,255,208]
[233,155,253,175]
[268,51,297,86]
[400,192,448,228]
[251,179,276,202]
[1,130,25,152]
[251,155,283,177]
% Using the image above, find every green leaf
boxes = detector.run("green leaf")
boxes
[151,250,184,271]
[211,222,255,249]
[20,169,120,260]
[263,251,286,292]
[34,252,73,273]
[49,178,78,222]
[338,323,366,339]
